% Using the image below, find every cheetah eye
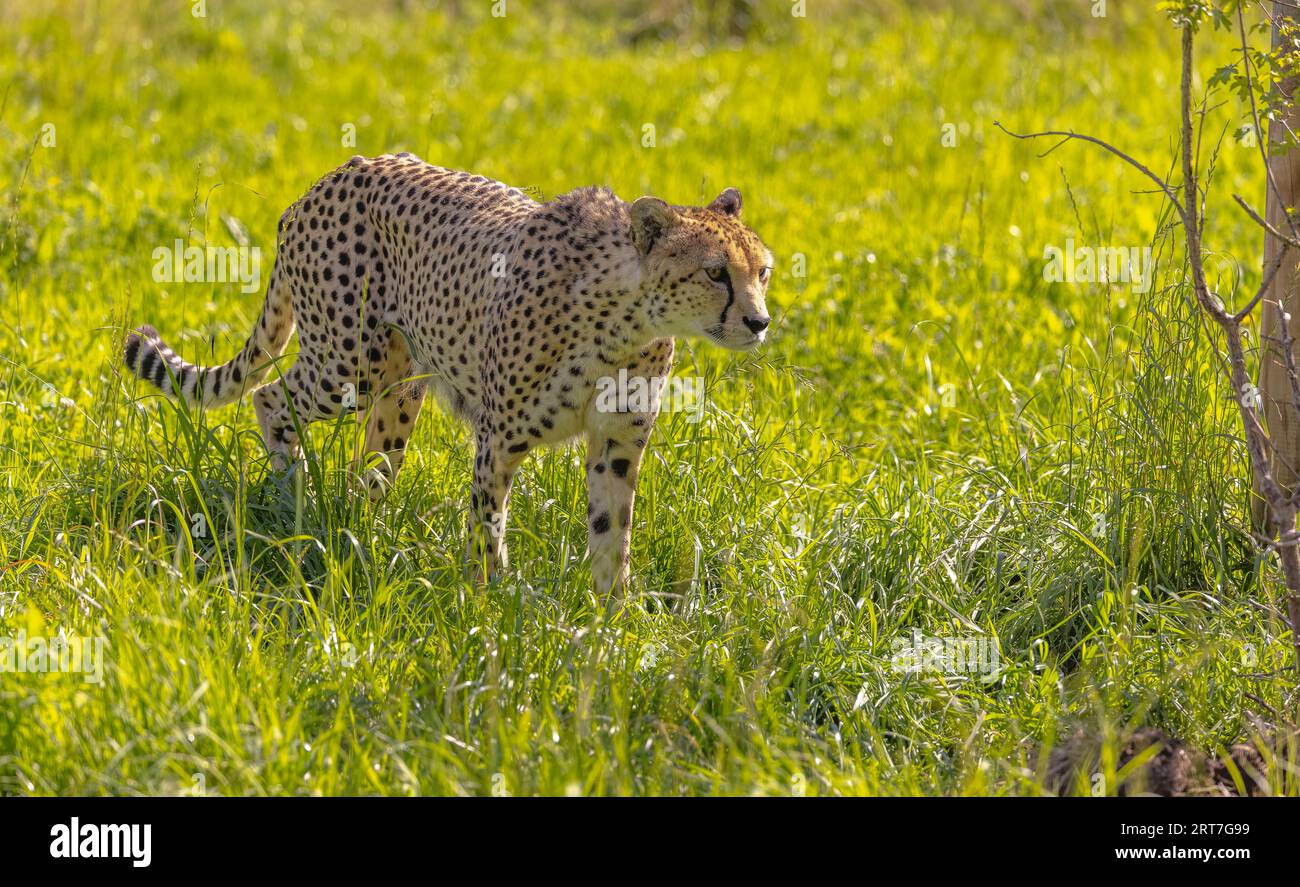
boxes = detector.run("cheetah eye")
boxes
[758,266,771,284]
[704,266,730,284]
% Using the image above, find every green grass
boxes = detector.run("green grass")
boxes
[1,0,1298,795]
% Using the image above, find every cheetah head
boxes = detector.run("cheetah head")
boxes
[630,188,772,350]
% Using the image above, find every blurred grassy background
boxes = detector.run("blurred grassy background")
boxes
[0,0,1295,795]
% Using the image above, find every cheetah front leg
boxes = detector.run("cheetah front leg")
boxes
[584,343,672,597]
[584,411,659,597]
[584,427,650,597]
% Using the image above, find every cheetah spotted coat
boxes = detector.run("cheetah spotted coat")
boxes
[125,153,773,594]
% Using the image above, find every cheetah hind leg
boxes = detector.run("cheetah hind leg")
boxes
[466,431,526,585]
[254,377,304,473]
[355,383,426,500]
[253,361,348,477]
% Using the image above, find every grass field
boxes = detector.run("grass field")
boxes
[2,0,1298,795]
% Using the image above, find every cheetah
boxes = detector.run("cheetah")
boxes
[124,154,773,594]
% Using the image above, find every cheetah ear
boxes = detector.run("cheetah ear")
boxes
[629,196,679,254]
[707,187,742,217]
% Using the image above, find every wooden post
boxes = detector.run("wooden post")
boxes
[1254,3,1300,531]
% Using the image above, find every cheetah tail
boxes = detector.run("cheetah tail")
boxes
[123,263,295,408]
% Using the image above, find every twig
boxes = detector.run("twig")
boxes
[992,121,1189,225]
[998,13,1300,677]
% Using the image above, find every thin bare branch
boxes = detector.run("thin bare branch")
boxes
[1234,240,1291,320]
[992,121,1188,224]
[1234,193,1300,249]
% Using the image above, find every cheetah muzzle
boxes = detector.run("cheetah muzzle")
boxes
[124,154,774,595]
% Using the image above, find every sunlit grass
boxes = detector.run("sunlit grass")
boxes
[0,0,1296,795]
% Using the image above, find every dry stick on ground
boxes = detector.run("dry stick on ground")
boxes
[995,22,1300,678]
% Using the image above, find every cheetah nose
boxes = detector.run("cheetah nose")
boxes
[743,315,770,334]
